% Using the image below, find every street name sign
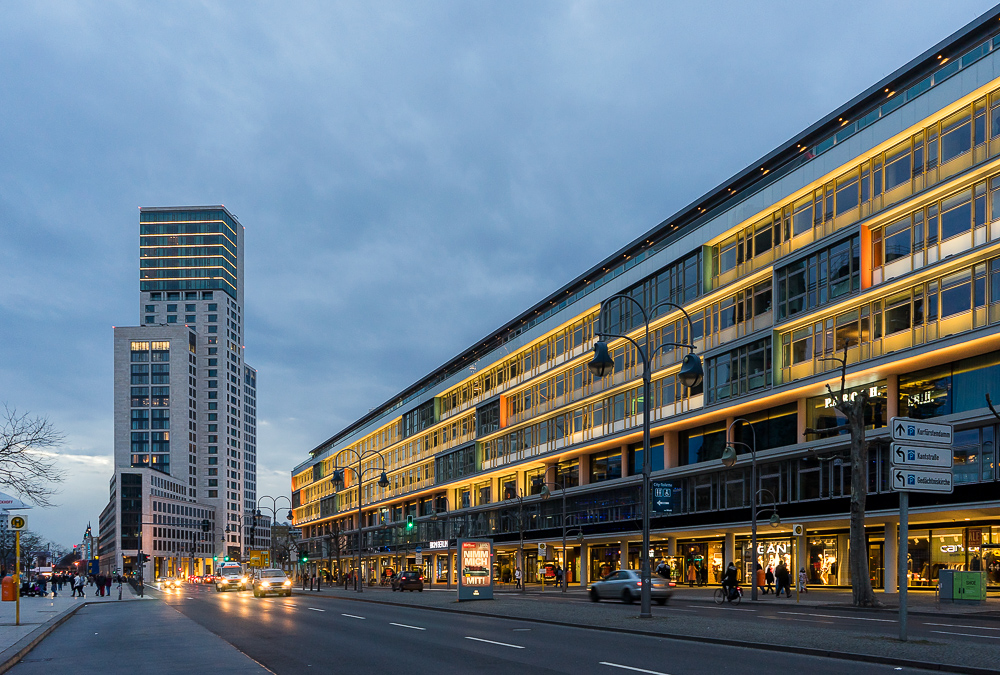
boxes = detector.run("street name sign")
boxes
[890,417,953,446]
[891,468,954,493]
[890,443,953,469]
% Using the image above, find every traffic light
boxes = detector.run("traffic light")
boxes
[406,515,414,531]
[139,553,150,564]
[224,555,231,562]
[201,519,210,533]
[299,550,308,564]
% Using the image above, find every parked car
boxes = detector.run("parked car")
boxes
[215,564,248,592]
[252,568,292,597]
[589,569,671,605]
[391,570,424,592]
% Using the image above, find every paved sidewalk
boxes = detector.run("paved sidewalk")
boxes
[295,583,1000,673]
[0,583,144,671]
[5,599,270,675]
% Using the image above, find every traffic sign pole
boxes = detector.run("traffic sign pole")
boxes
[15,530,20,627]
[899,491,908,642]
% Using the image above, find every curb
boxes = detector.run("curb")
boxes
[293,590,999,675]
[0,603,86,675]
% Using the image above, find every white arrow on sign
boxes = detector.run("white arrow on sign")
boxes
[889,417,953,446]
[891,468,953,493]
[890,443,953,469]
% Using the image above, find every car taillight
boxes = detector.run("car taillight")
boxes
[419,576,424,581]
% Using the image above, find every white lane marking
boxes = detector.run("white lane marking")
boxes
[925,622,1000,631]
[931,630,1000,639]
[341,613,366,619]
[465,636,524,649]
[512,628,532,631]
[390,622,426,631]
[307,608,325,612]
[599,662,671,675]
[777,611,894,623]
[690,605,755,612]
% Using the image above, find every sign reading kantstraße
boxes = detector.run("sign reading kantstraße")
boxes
[890,443,954,469]
[457,539,493,601]
[890,417,953,446]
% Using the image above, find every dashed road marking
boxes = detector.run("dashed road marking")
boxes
[307,608,325,612]
[931,630,1000,639]
[925,622,1000,631]
[777,611,894,622]
[341,613,365,619]
[390,622,425,630]
[599,662,671,675]
[464,637,523,649]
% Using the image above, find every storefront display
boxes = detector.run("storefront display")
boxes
[807,537,839,585]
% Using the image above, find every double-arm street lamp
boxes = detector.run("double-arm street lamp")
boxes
[254,495,293,569]
[720,418,781,601]
[430,496,465,589]
[587,295,703,618]
[331,448,390,593]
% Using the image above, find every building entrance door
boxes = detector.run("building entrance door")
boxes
[868,543,883,589]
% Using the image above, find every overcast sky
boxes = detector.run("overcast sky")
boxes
[1,1,996,548]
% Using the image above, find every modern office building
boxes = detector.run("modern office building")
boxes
[291,8,1000,592]
[100,206,258,579]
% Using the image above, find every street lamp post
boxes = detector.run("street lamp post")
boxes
[255,495,292,570]
[331,449,390,593]
[430,495,461,589]
[502,486,528,593]
[588,295,703,619]
[539,480,569,592]
[721,420,781,602]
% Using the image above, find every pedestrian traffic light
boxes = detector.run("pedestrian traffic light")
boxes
[406,515,414,531]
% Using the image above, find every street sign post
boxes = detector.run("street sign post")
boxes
[889,417,954,642]
[8,514,26,627]
[890,443,953,469]
[415,546,423,567]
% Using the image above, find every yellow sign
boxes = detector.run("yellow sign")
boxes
[248,550,270,568]
[8,515,26,531]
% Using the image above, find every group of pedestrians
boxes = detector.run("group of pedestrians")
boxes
[753,561,807,597]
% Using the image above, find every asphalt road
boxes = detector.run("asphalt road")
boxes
[147,584,947,675]
[489,587,1000,644]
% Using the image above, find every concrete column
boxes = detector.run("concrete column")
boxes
[886,373,899,421]
[664,430,680,468]
[666,536,676,557]
[884,521,898,594]
[619,539,629,570]
[725,532,736,567]
[431,553,438,587]
[621,444,631,478]
[578,454,590,486]
[447,551,455,586]
[837,533,849,585]
[579,543,589,586]
[796,533,807,586]
[544,462,556,488]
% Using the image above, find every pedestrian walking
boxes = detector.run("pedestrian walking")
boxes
[765,566,774,594]
[555,565,563,586]
[798,568,808,594]
[775,562,791,598]
[755,563,765,596]
[75,574,86,598]
[686,562,697,587]
[514,567,522,589]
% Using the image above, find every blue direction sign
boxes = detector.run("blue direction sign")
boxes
[651,482,675,514]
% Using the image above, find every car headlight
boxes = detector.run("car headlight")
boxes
[283,580,291,587]
[241,577,248,583]
[261,582,270,588]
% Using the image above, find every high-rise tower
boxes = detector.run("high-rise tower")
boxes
[100,206,259,579]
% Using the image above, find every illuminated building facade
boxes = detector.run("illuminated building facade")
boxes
[101,206,258,579]
[292,9,1000,591]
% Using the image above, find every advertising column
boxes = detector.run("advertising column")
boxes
[457,539,493,601]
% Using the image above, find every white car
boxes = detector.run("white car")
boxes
[215,565,248,592]
[252,569,292,597]
[589,569,671,605]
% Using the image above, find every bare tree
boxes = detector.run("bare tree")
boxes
[804,346,881,607]
[0,405,65,507]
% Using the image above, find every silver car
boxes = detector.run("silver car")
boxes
[589,569,671,605]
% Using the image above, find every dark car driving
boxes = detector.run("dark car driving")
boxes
[391,570,424,592]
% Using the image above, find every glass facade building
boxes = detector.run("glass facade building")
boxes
[291,8,1000,590]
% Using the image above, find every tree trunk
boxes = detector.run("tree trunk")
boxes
[848,405,881,607]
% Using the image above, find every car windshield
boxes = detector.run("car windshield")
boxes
[261,571,286,578]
